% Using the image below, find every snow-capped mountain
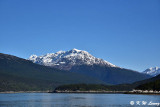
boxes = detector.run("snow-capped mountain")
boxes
[29,48,116,70]
[142,67,160,77]
[28,49,151,84]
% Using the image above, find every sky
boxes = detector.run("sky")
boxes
[0,0,160,72]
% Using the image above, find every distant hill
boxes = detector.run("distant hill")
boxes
[135,79,160,91]
[0,53,104,92]
[117,74,160,91]
[133,74,160,91]
[133,74,160,86]
[29,49,151,84]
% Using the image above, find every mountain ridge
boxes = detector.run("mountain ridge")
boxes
[29,48,116,70]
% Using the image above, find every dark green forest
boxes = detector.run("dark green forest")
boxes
[135,79,160,91]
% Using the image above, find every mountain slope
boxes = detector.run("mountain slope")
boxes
[29,49,151,84]
[133,74,160,91]
[0,53,105,91]
[70,64,151,84]
[142,67,160,77]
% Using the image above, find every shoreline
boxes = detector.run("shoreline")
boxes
[52,90,160,95]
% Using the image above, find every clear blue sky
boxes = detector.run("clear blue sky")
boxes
[0,0,160,72]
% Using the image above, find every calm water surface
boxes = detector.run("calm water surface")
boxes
[0,93,160,107]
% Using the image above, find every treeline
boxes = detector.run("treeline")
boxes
[54,84,135,91]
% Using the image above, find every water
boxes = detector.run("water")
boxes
[0,93,160,107]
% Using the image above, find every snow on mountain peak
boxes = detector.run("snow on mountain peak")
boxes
[71,48,81,52]
[29,49,116,70]
[142,67,160,77]
[29,55,38,63]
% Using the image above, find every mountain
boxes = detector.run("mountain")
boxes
[29,49,151,84]
[142,67,160,77]
[29,48,116,70]
[0,53,105,92]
